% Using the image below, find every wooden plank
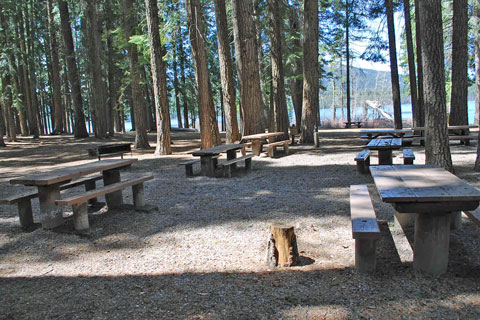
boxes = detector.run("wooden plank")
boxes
[264,140,289,147]
[191,144,243,156]
[56,175,153,206]
[242,132,284,140]
[354,149,370,161]
[402,149,415,159]
[388,218,414,263]
[10,159,138,186]
[60,174,103,190]
[222,154,254,166]
[350,185,381,239]
[0,191,38,205]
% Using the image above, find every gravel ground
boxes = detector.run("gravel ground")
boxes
[1,130,480,319]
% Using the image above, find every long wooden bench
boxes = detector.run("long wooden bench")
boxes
[402,148,415,165]
[88,143,132,160]
[354,149,370,174]
[220,154,254,178]
[350,185,381,273]
[264,140,289,157]
[0,175,103,230]
[56,175,153,231]
[179,155,220,177]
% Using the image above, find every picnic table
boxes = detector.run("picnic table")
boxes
[344,121,363,128]
[413,125,478,145]
[365,138,402,165]
[242,132,285,156]
[87,143,132,160]
[191,144,244,177]
[10,159,138,229]
[360,128,413,140]
[370,165,480,275]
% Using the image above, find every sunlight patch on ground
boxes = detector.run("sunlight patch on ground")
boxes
[280,305,351,319]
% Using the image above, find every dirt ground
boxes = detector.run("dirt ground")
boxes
[1,129,480,320]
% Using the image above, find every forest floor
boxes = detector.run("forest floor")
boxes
[1,129,480,319]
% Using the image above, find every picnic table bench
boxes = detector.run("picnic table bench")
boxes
[344,121,363,128]
[365,138,402,165]
[413,126,478,145]
[241,132,288,157]
[87,143,132,160]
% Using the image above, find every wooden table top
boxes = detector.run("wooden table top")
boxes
[241,132,284,140]
[366,138,402,150]
[360,129,412,134]
[10,159,138,186]
[370,165,480,203]
[191,144,244,156]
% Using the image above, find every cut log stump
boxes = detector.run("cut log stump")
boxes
[266,224,299,268]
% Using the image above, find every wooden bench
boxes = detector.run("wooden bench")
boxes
[55,175,153,231]
[0,175,103,230]
[354,149,370,174]
[264,140,289,157]
[350,185,381,273]
[88,143,132,160]
[220,154,254,178]
[402,148,415,165]
[179,155,220,177]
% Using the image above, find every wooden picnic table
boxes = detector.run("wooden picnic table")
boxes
[10,158,138,229]
[413,125,478,145]
[344,121,363,128]
[360,128,413,139]
[191,144,244,177]
[242,132,284,155]
[370,165,480,275]
[365,138,402,165]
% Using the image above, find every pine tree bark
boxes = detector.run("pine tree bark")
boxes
[178,27,189,129]
[84,0,107,138]
[419,0,453,172]
[214,0,240,143]
[104,0,116,136]
[47,0,64,134]
[186,0,221,148]
[414,0,425,127]
[386,0,402,129]
[404,0,420,128]
[232,0,264,135]
[268,0,289,139]
[345,1,351,125]
[145,0,172,155]
[58,0,89,138]
[173,43,183,129]
[300,0,319,143]
[123,0,150,149]
[473,1,480,170]
[449,0,469,126]
[1,75,17,141]
[287,5,303,127]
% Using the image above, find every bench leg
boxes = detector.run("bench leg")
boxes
[267,146,275,157]
[251,140,262,156]
[356,159,369,174]
[17,199,34,230]
[404,158,414,165]
[85,180,98,205]
[355,239,377,273]
[185,164,194,177]
[450,211,462,230]
[72,202,89,231]
[245,158,252,171]
[132,183,146,208]
[394,210,415,229]
[103,169,123,208]
[223,165,232,178]
[38,185,64,229]
[284,144,289,155]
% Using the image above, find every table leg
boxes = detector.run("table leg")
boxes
[38,184,63,229]
[200,156,216,177]
[394,210,415,229]
[251,140,262,156]
[227,149,237,170]
[413,212,451,275]
[103,169,123,208]
[378,150,392,165]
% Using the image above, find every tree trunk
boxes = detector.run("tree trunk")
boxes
[173,41,183,129]
[419,0,453,172]
[300,0,319,143]
[1,75,17,142]
[232,0,264,135]
[449,0,469,126]
[104,0,116,136]
[58,0,89,138]
[85,0,107,138]
[288,5,303,128]
[404,0,420,128]
[186,0,221,148]
[474,1,480,170]
[414,0,425,127]
[178,22,190,129]
[268,0,289,139]
[386,0,402,129]
[345,0,351,125]
[123,0,150,149]
[214,0,240,143]
[47,0,64,134]
[145,0,172,155]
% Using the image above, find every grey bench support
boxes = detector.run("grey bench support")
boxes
[402,148,415,165]
[264,140,289,157]
[354,149,370,174]
[220,154,254,178]
[350,185,381,273]
[56,175,153,231]
[0,175,103,230]
[179,155,220,177]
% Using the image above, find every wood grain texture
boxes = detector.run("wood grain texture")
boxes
[350,185,381,240]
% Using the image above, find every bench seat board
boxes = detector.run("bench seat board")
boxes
[222,154,254,166]
[264,140,290,148]
[56,175,153,206]
[355,149,370,161]
[350,185,381,240]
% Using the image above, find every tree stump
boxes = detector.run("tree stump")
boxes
[266,225,299,268]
